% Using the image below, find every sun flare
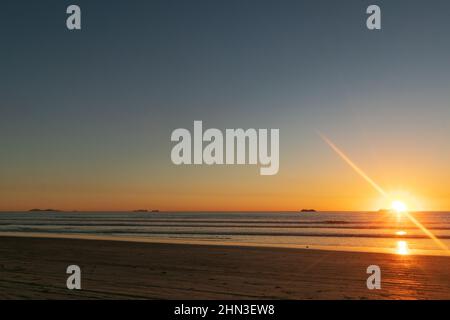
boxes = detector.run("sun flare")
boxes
[391,200,407,213]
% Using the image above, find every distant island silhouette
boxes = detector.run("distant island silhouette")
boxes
[300,209,317,213]
[29,208,61,212]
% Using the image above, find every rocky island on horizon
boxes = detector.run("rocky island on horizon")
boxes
[28,208,62,212]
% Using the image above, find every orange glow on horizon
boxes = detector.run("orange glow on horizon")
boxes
[1,131,449,212]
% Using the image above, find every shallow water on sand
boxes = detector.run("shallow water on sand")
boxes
[1,211,449,255]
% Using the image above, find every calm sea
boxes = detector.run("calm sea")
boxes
[1,211,449,256]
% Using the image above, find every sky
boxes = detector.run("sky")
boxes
[1,0,450,211]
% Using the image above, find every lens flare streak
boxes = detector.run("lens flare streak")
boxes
[319,132,449,252]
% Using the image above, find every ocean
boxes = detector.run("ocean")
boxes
[1,211,449,256]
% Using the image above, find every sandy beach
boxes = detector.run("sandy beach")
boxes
[0,235,449,299]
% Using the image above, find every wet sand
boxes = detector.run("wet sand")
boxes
[0,236,449,299]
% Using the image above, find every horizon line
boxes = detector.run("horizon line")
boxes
[1,209,449,213]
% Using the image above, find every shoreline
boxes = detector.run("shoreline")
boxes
[0,232,449,257]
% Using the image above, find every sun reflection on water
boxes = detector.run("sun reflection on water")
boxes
[396,240,410,255]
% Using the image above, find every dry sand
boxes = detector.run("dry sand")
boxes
[0,236,449,299]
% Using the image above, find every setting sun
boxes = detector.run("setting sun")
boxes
[391,200,407,213]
